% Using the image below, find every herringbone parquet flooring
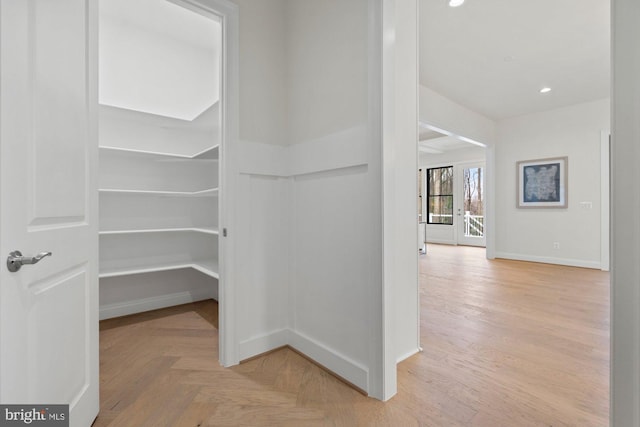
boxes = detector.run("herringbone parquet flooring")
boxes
[94,245,610,426]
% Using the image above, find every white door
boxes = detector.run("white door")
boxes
[456,162,486,247]
[0,0,99,426]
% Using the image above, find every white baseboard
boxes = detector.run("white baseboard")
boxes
[288,329,369,393]
[238,329,289,361]
[99,288,214,320]
[397,348,421,364]
[426,238,456,245]
[494,252,601,270]
[237,328,370,393]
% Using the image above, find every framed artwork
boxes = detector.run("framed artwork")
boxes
[516,156,568,208]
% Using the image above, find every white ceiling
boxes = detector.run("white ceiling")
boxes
[419,0,610,121]
[419,135,474,154]
[99,0,220,120]
[100,0,218,50]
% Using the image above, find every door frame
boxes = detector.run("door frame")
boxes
[600,130,610,271]
[168,0,240,366]
[611,1,640,422]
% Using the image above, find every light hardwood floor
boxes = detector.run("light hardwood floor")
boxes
[94,244,610,426]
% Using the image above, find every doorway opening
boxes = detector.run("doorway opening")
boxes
[418,124,487,250]
[97,0,225,356]
[416,0,610,423]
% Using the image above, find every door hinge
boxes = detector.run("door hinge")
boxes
[223,228,227,237]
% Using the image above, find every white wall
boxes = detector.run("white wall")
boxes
[382,0,421,378]
[229,0,419,400]
[235,173,290,359]
[99,10,220,120]
[285,0,377,394]
[419,145,485,166]
[228,0,375,391]
[285,0,368,145]
[227,0,291,360]
[611,0,640,424]
[233,0,287,146]
[494,98,610,268]
[419,85,495,146]
[418,87,609,266]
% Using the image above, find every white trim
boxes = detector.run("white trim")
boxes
[287,125,369,177]
[425,238,456,245]
[418,122,487,147]
[99,188,218,197]
[288,329,370,393]
[237,132,369,179]
[414,0,422,364]
[237,141,288,177]
[365,0,385,401]
[99,227,219,235]
[238,327,388,396]
[396,348,420,364]
[494,252,601,270]
[238,328,371,394]
[485,145,496,259]
[600,130,610,271]
[99,260,219,279]
[99,288,214,320]
[611,1,640,424]
[420,158,486,169]
[379,0,395,402]
[173,0,239,368]
[238,329,289,361]
[379,0,420,401]
[99,144,219,159]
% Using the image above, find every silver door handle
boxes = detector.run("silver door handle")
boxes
[7,250,52,272]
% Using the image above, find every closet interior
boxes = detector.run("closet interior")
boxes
[98,0,222,320]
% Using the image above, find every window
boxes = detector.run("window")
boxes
[427,166,453,225]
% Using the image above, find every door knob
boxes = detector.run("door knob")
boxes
[7,250,52,273]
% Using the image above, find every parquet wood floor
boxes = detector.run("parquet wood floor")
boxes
[94,244,609,426]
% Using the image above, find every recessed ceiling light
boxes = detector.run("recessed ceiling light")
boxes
[449,0,465,7]
[540,87,552,94]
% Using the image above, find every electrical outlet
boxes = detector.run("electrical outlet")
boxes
[553,242,560,249]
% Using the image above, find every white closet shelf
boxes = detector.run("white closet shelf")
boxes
[99,259,219,279]
[99,188,218,197]
[192,145,219,159]
[100,144,219,160]
[99,227,219,236]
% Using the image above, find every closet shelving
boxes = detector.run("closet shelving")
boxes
[99,144,219,160]
[99,227,219,236]
[99,259,220,280]
[98,104,221,308]
[99,187,219,197]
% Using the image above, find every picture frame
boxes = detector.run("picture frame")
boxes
[516,156,568,208]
